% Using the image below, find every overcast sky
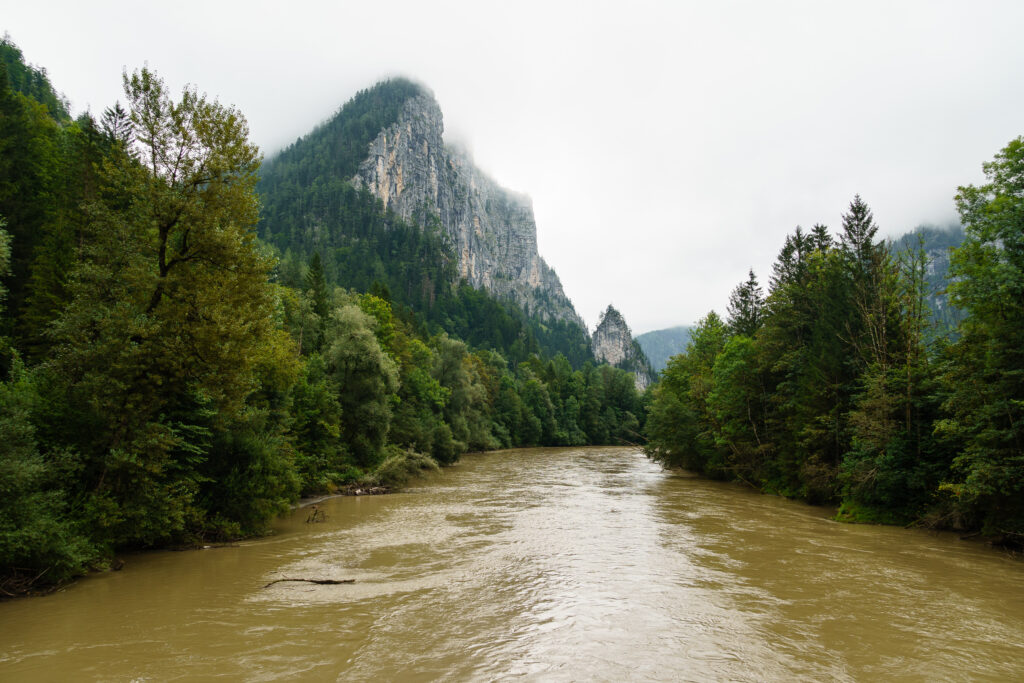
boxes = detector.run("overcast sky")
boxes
[4,1,1023,333]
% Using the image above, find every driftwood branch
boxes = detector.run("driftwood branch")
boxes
[262,578,355,588]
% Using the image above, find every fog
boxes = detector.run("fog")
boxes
[4,0,1023,332]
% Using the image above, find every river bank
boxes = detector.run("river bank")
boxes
[2,446,1022,681]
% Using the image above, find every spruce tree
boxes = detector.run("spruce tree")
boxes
[726,269,764,337]
[100,101,133,148]
[305,251,330,350]
[840,194,880,277]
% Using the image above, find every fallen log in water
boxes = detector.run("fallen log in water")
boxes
[263,578,356,588]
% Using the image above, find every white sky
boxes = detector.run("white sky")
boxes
[4,0,1023,334]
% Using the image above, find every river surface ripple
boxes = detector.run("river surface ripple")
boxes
[1,446,1023,681]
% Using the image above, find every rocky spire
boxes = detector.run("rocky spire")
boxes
[592,305,656,391]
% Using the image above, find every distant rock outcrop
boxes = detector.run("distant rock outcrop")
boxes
[592,305,657,391]
[352,91,583,327]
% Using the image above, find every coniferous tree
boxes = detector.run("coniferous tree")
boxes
[810,223,833,252]
[726,269,764,337]
[20,113,109,359]
[100,101,133,148]
[0,61,61,327]
[0,36,70,121]
[938,136,1024,538]
[0,219,8,313]
[304,251,330,351]
[840,194,880,276]
[0,51,655,592]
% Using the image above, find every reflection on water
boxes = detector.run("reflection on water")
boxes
[1,447,1023,681]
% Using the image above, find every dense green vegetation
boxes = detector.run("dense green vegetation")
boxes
[646,166,1024,544]
[0,46,642,595]
[3,34,1018,599]
[258,80,594,368]
[890,223,966,332]
[0,36,69,121]
[639,225,962,373]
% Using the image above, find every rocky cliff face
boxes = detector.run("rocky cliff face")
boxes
[592,305,656,391]
[351,92,583,327]
[891,224,965,329]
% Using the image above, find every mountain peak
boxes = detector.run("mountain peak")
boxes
[593,305,656,391]
[350,86,583,326]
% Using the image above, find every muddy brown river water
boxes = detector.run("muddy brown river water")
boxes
[1,446,1023,681]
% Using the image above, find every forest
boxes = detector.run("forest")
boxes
[644,168,1024,544]
[258,78,594,368]
[2,33,1023,598]
[0,41,644,595]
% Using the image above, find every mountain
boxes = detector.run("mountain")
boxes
[635,325,693,372]
[350,87,582,327]
[890,223,966,331]
[257,78,591,365]
[592,305,656,390]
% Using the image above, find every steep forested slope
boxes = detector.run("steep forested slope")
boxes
[257,79,592,367]
[636,326,694,373]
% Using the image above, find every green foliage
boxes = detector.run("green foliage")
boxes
[33,67,298,550]
[935,136,1024,540]
[0,218,9,313]
[646,195,959,522]
[0,61,61,329]
[0,358,97,592]
[0,36,70,121]
[645,312,727,473]
[289,354,345,492]
[707,335,768,478]
[834,499,907,526]
[890,224,966,331]
[0,57,665,594]
[20,114,110,359]
[325,304,399,468]
[726,270,764,337]
[261,78,423,192]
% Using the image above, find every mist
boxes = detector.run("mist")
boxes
[4,0,1023,332]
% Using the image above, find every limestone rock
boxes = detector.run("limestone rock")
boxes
[352,92,583,327]
[592,305,657,391]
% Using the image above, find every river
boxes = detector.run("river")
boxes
[1,447,1022,681]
